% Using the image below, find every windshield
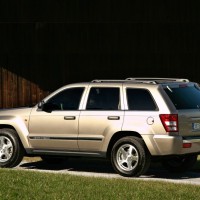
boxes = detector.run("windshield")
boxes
[164,84,200,109]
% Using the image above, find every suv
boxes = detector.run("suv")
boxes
[0,78,200,177]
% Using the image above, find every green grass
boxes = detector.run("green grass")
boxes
[0,169,200,200]
[193,155,200,171]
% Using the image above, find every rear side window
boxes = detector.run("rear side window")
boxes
[86,87,120,110]
[164,84,200,109]
[127,89,157,111]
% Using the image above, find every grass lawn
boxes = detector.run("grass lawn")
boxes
[0,168,200,200]
[0,156,199,199]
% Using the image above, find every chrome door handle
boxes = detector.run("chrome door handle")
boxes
[107,116,120,120]
[64,116,76,120]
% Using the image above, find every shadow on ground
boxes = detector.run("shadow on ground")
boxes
[20,158,114,173]
[19,157,200,180]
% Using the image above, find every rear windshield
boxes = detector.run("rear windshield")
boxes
[164,84,200,109]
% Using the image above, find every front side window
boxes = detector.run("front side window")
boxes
[45,87,84,111]
[127,88,157,111]
[86,87,120,110]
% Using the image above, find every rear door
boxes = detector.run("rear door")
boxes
[122,86,160,135]
[163,82,200,137]
[78,84,124,152]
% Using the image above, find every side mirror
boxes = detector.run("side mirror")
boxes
[38,101,59,113]
[38,101,45,109]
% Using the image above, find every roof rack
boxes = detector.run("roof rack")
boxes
[91,78,190,84]
[126,77,189,83]
[91,79,125,83]
[91,79,157,84]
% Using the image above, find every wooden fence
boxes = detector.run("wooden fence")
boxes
[0,68,49,108]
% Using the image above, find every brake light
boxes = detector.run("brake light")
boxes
[182,143,192,148]
[159,114,179,132]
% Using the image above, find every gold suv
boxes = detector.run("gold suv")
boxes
[0,78,200,177]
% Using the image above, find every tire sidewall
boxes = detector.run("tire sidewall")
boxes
[111,137,146,177]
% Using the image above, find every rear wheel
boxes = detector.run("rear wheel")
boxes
[111,136,150,177]
[162,155,197,173]
[0,129,24,168]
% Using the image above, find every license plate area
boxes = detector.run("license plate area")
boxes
[192,122,200,131]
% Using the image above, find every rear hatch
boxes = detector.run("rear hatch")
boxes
[163,82,200,137]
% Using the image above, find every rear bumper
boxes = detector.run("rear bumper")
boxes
[181,136,200,154]
[142,135,200,156]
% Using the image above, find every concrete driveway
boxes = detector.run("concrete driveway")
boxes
[15,157,200,185]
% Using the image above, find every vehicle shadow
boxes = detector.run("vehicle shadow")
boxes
[19,157,200,180]
[20,157,114,173]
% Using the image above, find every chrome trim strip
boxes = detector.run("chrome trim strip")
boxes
[29,136,103,141]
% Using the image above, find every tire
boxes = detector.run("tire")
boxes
[0,128,24,168]
[111,136,151,177]
[41,156,65,164]
[162,155,197,173]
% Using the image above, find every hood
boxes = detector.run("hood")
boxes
[0,107,33,116]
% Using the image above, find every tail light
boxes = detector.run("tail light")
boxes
[159,114,178,132]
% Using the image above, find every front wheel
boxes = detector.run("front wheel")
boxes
[111,136,150,177]
[162,155,197,173]
[0,129,24,168]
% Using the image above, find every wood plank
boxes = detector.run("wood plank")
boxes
[0,67,2,108]
[31,82,37,106]
[12,71,18,107]
[2,68,8,108]
[0,68,49,108]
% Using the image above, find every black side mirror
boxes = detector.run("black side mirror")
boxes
[38,101,45,109]
[38,101,60,113]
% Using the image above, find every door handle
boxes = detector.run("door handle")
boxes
[107,116,120,120]
[64,116,76,120]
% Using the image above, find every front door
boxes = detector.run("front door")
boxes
[28,87,85,151]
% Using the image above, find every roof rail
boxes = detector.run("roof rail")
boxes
[91,78,189,84]
[91,79,125,83]
[91,79,156,84]
[126,77,189,83]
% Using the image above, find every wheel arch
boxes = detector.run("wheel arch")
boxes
[0,124,17,130]
[0,124,27,151]
[106,131,144,158]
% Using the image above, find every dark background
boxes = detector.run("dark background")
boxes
[0,1,200,93]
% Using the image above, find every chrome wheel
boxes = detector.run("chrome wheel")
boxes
[116,144,139,171]
[111,136,150,177]
[0,136,13,162]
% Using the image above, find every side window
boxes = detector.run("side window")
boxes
[86,87,120,110]
[46,87,84,111]
[127,89,157,111]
